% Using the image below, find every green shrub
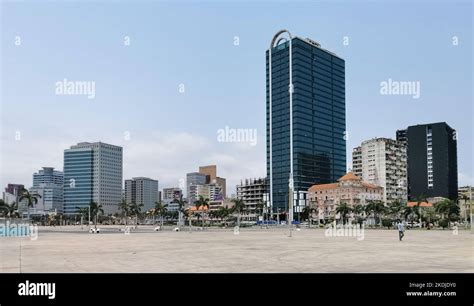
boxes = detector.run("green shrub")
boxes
[382,219,392,229]
[438,218,449,229]
[449,214,460,222]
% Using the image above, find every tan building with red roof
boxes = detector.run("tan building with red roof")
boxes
[308,172,384,221]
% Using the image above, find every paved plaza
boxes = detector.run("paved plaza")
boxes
[1,226,472,273]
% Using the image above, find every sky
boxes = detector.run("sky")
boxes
[1,0,472,196]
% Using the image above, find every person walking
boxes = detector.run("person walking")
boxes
[397,220,405,241]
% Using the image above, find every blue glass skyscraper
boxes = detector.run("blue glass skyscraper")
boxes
[63,142,123,215]
[266,31,346,216]
[63,147,93,214]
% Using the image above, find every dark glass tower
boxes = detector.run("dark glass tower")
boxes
[266,34,346,214]
[404,122,458,200]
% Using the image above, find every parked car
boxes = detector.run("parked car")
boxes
[256,220,277,225]
[89,227,100,233]
[407,222,421,229]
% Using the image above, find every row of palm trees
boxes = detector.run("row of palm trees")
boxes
[117,199,145,227]
[302,198,461,227]
[72,197,206,230]
[72,196,254,229]
[4,188,463,230]
[75,201,104,230]
[116,199,179,229]
[175,196,247,228]
[0,188,42,220]
[0,199,20,219]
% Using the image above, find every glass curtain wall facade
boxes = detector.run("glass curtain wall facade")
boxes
[63,148,93,214]
[266,36,346,213]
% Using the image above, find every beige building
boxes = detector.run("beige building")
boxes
[198,165,226,198]
[209,198,234,212]
[199,165,217,182]
[352,138,407,204]
[188,183,222,204]
[308,172,384,222]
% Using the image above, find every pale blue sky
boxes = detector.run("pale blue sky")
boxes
[1,0,472,194]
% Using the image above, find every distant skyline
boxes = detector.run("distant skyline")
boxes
[1,1,472,196]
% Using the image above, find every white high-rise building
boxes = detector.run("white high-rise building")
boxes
[352,147,362,177]
[125,177,159,212]
[64,142,123,215]
[352,138,407,203]
[188,183,222,203]
[30,167,64,214]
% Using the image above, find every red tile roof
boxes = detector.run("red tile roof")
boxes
[338,172,361,181]
[362,182,382,189]
[308,183,339,192]
[407,201,432,207]
[308,172,382,192]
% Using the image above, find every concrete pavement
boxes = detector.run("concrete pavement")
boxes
[1,226,472,273]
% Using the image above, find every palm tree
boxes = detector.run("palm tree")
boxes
[434,201,447,220]
[118,199,130,226]
[301,206,316,228]
[75,207,89,227]
[435,199,460,223]
[414,194,428,225]
[154,201,168,229]
[217,206,230,225]
[388,200,404,220]
[459,193,470,224]
[0,199,5,217]
[351,204,365,226]
[403,206,414,223]
[335,202,352,225]
[0,200,20,220]
[352,203,364,219]
[129,202,144,228]
[232,198,246,227]
[208,210,216,226]
[19,188,41,220]
[89,201,104,231]
[365,200,386,226]
[172,196,187,229]
[255,200,265,223]
[145,208,154,224]
[423,206,436,227]
[183,208,191,229]
[179,199,187,227]
[194,196,209,228]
